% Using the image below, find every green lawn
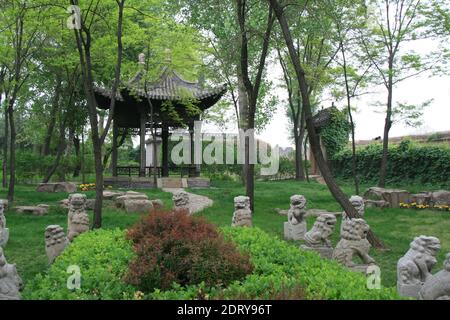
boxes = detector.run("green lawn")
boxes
[1,179,449,290]
[193,180,450,287]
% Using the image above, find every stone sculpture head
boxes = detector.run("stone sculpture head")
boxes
[350,195,365,216]
[69,193,87,210]
[173,191,189,207]
[234,196,250,211]
[0,200,4,215]
[341,218,370,241]
[290,195,306,209]
[45,225,67,248]
[410,236,441,268]
[315,214,337,238]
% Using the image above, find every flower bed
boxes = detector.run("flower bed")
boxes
[399,202,450,212]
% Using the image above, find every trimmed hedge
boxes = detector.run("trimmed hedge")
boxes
[332,141,450,187]
[150,227,399,300]
[23,229,136,300]
[24,227,400,300]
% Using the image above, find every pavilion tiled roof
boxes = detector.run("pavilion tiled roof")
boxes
[94,67,227,103]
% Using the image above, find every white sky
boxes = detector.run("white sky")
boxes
[257,72,450,148]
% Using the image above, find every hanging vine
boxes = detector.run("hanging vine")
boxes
[320,108,351,159]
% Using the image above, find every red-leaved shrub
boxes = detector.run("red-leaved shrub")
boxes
[124,210,253,292]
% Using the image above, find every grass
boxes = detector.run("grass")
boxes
[193,179,450,287]
[1,179,449,290]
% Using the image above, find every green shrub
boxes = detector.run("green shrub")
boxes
[23,229,136,300]
[24,227,400,300]
[149,227,400,300]
[332,141,450,187]
[124,211,253,292]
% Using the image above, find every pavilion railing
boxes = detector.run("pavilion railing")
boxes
[116,165,195,178]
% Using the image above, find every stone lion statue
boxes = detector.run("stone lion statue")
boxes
[284,195,307,241]
[67,193,89,242]
[341,195,365,233]
[0,200,9,247]
[304,214,337,248]
[232,196,252,227]
[45,225,69,264]
[173,191,190,214]
[332,218,375,268]
[397,235,441,298]
[0,247,23,300]
[288,195,307,226]
[419,253,450,300]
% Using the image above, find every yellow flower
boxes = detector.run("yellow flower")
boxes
[134,291,144,300]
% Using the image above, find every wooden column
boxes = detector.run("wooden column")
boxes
[161,125,169,177]
[189,122,195,177]
[112,122,119,177]
[139,111,147,177]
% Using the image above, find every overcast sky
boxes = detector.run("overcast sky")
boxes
[257,68,450,149]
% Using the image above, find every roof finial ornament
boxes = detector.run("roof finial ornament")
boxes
[138,53,146,66]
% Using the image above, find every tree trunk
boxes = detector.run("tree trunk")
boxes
[43,128,66,183]
[237,72,248,186]
[341,44,359,194]
[7,100,15,203]
[73,135,81,177]
[2,101,8,188]
[294,108,306,181]
[270,0,385,249]
[92,136,104,229]
[42,74,62,156]
[378,65,393,188]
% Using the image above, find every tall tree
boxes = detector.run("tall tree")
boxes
[269,0,385,248]
[70,0,126,228]
[360,0,442,188]
[235,0,275,210]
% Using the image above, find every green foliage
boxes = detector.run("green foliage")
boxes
[332,141,450,187]
[124,211,253,293]
[23,229,137,300]
[150,227,400,300]
[320,108,351,158]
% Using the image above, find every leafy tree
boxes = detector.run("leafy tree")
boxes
[269,0,386,248]
[359,0,445,188]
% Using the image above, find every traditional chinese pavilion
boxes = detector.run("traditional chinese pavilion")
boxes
[94,56,227,187]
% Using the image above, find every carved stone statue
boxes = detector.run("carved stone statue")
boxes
[301,213,337,259]
[0,200,9,247]
[173,191,191,214]
[341,195,365,234]
[67,193,89,242]
[0,247,23,300]
[231,196,252,227]
[45,225,69,264]
[332,218,376,272]
[284,195,307,241]
[419,253,450,300]
[397,236,441,298]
